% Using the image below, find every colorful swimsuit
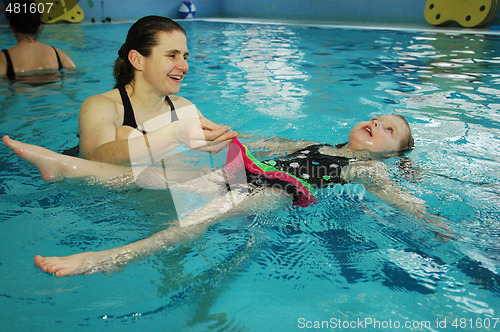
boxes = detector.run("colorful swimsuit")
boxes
[224,138,351,207]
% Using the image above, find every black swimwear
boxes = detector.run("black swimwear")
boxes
[118,86,179,134]
[246,144,351,203]
[62,87,179,156]
[2,46,63,80]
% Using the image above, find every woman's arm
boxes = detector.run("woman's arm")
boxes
[78,94,123,161]
[0,50,7,76]
[79,95,236,164]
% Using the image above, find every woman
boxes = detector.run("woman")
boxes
[76,15,237,164]
[3,114,448,277]
[0,0,76,82]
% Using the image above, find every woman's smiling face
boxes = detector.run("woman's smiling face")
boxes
[347,114,411,153]
[139,30,189,95]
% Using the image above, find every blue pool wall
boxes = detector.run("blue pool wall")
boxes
[1,0,499,26]
[79,0,500,26]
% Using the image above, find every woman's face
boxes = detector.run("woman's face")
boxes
[347,115,410,153]
[139,30,189,95]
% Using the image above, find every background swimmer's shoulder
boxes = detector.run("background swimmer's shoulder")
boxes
[0,50,7,76]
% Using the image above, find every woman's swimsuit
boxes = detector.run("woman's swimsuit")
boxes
[1,46,63,80]
[118,86,179,133]
[224,138,351,207]
[63,87,178,156]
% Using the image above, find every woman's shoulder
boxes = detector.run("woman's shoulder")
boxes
[79,90,123,128]
[169,95,193,108]
[86,88,120,102]
[0,49,6,76]
[52,46,76,68]
[81,89,121,112]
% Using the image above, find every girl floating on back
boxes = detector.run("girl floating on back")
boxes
[3,113,449,277]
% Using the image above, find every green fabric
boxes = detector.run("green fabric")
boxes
[241,144,317,196]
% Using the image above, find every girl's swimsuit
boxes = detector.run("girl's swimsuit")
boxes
[2,46,63,80]
[224,138,351,207]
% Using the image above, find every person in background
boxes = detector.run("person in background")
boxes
[0,0,76,82]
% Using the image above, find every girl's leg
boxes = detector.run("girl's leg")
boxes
[3,135,130,181]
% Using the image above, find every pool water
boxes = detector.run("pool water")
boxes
[0,20,499,331]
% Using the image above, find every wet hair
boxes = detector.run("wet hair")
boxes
[6,0,42,39]
[113,16,187,88]
[393,114,414,152]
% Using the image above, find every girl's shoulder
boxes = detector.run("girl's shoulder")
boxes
[341,159,387,182]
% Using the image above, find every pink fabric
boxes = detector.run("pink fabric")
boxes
[224,138,317,207]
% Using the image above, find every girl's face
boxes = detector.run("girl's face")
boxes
[140,30,189,95]
[347,115,410,153]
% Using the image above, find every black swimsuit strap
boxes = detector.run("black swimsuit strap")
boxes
[2,49,15,80]
[119,86,179,133]
[51,46,63,70]
[2,47,62,81]
[119,86,139,129]
[165,95,179,122]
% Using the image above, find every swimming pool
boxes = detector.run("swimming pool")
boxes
[0,19,499,331]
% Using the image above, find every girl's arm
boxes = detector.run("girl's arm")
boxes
[344,161,427,215]
[343,161,450,236]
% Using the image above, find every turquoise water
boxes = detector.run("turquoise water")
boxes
[0,20,499,331]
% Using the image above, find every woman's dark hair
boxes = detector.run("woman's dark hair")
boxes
[6,0,42,38]
[113,16,186,88]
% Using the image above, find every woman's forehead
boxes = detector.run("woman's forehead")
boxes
[154,30,188,49]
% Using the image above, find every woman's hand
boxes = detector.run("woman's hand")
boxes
[175,117,238,154]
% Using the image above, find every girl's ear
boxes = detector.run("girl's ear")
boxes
[128,50,143,71]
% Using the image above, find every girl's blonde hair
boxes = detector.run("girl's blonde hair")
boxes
[393,114,414,151]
